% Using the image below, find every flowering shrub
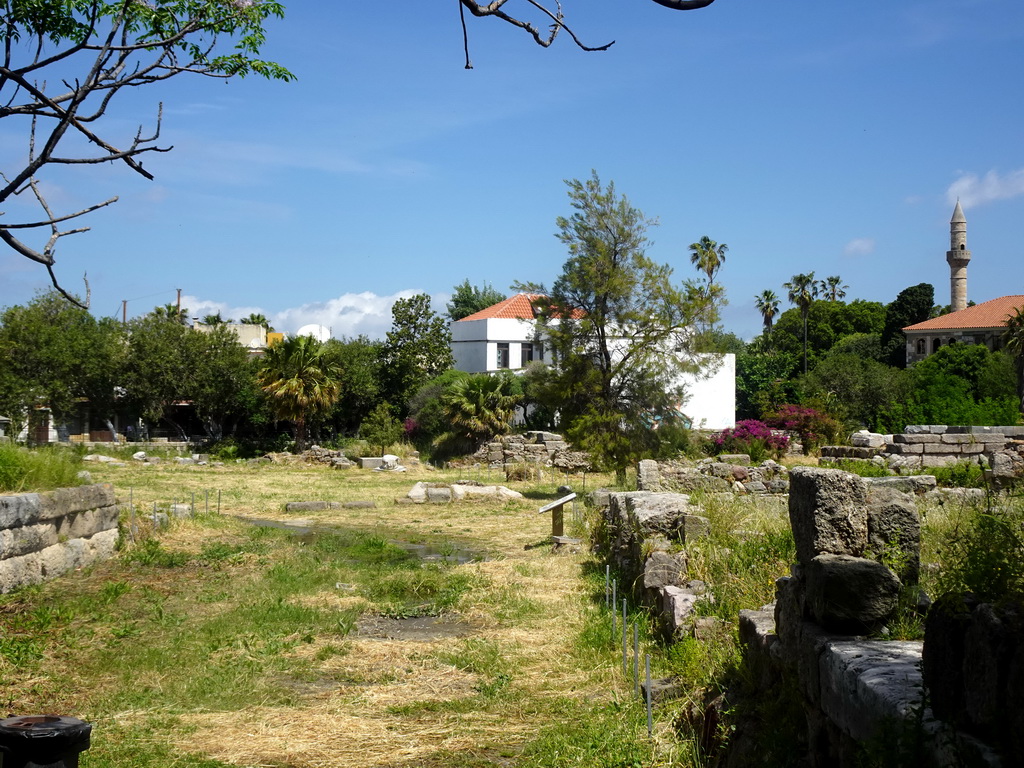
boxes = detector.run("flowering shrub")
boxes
[765,405,842,455]
[709,419,789,462]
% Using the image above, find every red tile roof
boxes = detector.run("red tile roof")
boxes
[457,293,542,322]
[903,295,1024,332]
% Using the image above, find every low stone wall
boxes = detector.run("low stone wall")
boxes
[638,457,790,495]
[474,431,571,467]
[0,484,120,593]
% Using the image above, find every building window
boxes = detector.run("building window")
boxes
[916,339,925,355]
[522,343,534,365]
[932,338,941,354]
[496,342,510,369]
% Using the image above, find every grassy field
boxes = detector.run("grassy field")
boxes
[1,457,720,768]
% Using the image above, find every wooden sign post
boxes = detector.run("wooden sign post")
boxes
[538,492,577,540]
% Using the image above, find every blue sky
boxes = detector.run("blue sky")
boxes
[2,0,1023,340]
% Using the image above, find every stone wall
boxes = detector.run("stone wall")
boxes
[737,467,1001,767]
[638,457,790,495]
[0,484,120,593]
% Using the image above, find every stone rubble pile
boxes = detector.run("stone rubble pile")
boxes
[637,457,790,495]
[473,431,576,468]
[592,489,712,639]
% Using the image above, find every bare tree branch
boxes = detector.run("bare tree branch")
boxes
[0,0,291,306]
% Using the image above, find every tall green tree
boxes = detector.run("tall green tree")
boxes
[819,275,849,302]
[687,235,728,333]
[881,283,935,368]
[1005,306,1024,415]
[0,291,123,437]
[446,280,507,322]
[535,172,701,482]
[258,335,342,451]
[379,295,454,415]
[323,337,384,436]
[150,303,190,325]
[754,290,780,335]
[784,272,818,374]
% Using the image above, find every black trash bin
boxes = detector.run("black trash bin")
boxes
[0,715,92,768]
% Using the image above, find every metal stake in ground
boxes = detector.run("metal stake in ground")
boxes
[611,580,617,637]
[633,624,639,697]
[217,489,221,514]
[605,565,610,609]
[645,654,653,736]
[205,489,209,515]
[622,598,628,676]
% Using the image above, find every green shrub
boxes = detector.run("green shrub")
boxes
[0,444,84,492]
[924,460,986,488]
[935,504,1024,602]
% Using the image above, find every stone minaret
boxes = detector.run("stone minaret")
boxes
[946,200,971,312]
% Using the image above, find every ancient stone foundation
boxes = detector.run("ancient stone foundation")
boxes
[0,484,120,593]
[737,467,1001,767]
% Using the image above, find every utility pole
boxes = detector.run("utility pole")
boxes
[122,300,127,324]
[176,288,182,317]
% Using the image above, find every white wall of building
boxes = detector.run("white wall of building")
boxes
[678,354,736,431]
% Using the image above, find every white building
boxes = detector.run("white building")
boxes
[450,293,736,430]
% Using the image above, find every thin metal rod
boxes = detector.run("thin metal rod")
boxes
[622,598,628,676]
[646,654,653,736]
[633,624,639,697]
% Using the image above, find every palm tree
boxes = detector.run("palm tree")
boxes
[257,335,342,450]
[784,272,818,374]
[201,312,233,325]
[688,236,728,285]
[241,312,274,331]
[688,236,728,331]
[1003,306,1024,415]
[150,303,189,324]
[819,275,849,302]
[754,289,780,335]
[439,373,522,447]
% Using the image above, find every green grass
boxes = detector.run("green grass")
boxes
[0,443,85,492]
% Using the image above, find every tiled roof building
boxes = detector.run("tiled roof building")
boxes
[902,295,1024,364]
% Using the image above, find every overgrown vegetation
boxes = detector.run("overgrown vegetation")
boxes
[0,443,84,492]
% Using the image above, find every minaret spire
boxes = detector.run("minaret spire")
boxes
[946,199,971,312]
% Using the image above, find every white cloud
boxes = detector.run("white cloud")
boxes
[182,289,452,341]
[843,238,875,257]
[947,168,1024,209]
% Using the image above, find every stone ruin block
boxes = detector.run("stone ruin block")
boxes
[804,554,901,632]
[788,466,869,565]
[923,593,1024,757]
[865,487,921,585]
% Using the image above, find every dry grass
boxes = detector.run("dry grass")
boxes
[30,458,642,768]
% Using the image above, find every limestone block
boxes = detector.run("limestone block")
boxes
[923,443,958,455]
[940,433,975,445]
[342,501,376,509]
[0,552,41,593]
[818,640,926,742]
[359,457,384,469]
[0,522,58,561]
[56,506,119,539]
[637,459,661,491]
[865,475,937,496]
[804,554,901,631]
[680,515,711,542]
[643,551,687,591]
[661,585,700,635]
[39,484,115,519]
[0,493,42,529]
[88,528,119,561]
[285,501,339,512]
[850,431,886,449]
[788,467,869,564]
[495,486,524,500]
[718,453,751,466]
[450,485,467,501]
[426,486,452,504]
[866,488,921,585]
[407,482,428,503]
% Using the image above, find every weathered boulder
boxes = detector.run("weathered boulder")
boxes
[804,554,901,632]
[285,501,340,512]
[788,467,868,565]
